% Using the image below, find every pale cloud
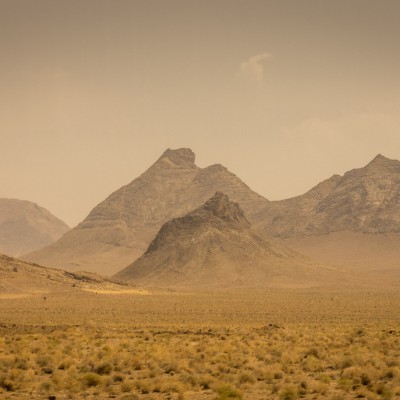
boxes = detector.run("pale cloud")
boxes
[238,53,271,85]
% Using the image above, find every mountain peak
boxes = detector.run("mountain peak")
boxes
[367,154,391,167]
[157,148,196,167]
[193,192,250,227]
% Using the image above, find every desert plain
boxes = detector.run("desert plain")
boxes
[1,281,400,400]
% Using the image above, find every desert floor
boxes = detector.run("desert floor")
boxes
[1,288,400,399]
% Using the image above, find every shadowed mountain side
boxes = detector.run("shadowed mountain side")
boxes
[0,254,138,298]
[0,199,69,257]
[115,193,350,290]
[257,154,400,238]
[25,148,269,275]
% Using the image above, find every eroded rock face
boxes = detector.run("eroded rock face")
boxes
[0,199,69,256]
[258,154,400,238]
[145,192,251,255]
[115,193,342,290]
[25,149,269,275]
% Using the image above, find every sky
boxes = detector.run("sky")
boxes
[1,0,400,227]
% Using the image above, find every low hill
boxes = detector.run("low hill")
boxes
[0,254,137,298]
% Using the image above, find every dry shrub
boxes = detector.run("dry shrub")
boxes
[82,372,102,387]
[215,384,242,400]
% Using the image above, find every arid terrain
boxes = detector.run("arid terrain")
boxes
[3,0,400,398]
[1,285,400,400]
[3,152,400,400]
[1,252,400,399]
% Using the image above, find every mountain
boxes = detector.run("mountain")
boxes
[257,155,400,276]
[0,254,134,298]
[25,148,269,275]
[0,199,69,257]
[114,192,344,289]
[257,154,400,238]
[25,150,399,277]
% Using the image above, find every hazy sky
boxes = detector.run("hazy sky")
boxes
[1,0,400,226]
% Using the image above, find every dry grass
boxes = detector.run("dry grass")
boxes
[1,324,400,399]
[1,288,400,399]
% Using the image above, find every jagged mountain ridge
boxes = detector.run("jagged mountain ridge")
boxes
[255,154,400,277]
[0,199,69,257]
[115,192,345,289]
[25,149,269,275]
[257,154,400,238]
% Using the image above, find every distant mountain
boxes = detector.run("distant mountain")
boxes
[258,154,400,276]
[257,154,400,237]
[25,149,269,275]
[0,199,69,256]
[0,254,133,297]
[115,192,344,289]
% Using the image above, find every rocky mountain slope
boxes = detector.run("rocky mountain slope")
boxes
[25,149,269,275]
[115,192,345,289]
[258,154,400,238]
[0,199,69,256]
[258,155,400,275]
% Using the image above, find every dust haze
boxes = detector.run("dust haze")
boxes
[1,2,400,400]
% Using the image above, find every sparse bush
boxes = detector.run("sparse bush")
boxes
[280,386,298,400]
[274,371,283,379]
[215,384,242,400]
[82,372,102,387]
[199,374,214,389]
[238,372,255,384]
[120,381,133,392]
[375,383,393,399]
[0,375,14,391]
[95,362,112,375]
